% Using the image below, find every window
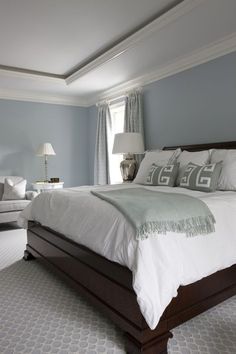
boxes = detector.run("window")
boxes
[108,101,125,184]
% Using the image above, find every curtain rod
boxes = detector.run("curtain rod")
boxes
[96,95,126,107]
[96,87,142,107]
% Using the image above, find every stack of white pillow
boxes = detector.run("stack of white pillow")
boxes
[133,147,236,191]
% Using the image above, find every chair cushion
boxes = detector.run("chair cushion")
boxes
[2,178,26,200]
[0,200,30,213]
[0,177,25,200]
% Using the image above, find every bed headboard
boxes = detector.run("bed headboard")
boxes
[163,141,236,152]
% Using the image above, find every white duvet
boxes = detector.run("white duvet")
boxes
[19,184,236,329]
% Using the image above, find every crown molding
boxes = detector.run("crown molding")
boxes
[66,0,204,85]
[0,68,64,83]
[87,31,236,106]
[0,0,202,87]
[0,89,88,107]
[1,31,236,108]
[0,65,64,80]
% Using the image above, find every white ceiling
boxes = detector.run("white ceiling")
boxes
[0,0,236,106]
[1,0,174,74]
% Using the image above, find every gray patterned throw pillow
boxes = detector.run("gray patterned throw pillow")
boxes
[179,162,223,192]
[145,163,179,186]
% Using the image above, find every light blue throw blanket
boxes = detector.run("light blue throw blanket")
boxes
[91,188,215,239]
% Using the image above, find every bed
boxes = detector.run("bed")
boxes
[22,141,236,354]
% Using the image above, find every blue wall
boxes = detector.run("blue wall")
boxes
[87,51,236,183]
[1,51,236,187]
[0,100,88,188]
[143,51,236,149]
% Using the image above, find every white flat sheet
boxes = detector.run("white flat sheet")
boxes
[19,184,236,329]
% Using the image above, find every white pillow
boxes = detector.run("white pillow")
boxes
[133,148,181,184]
[2,178,26,200]
[211,149,236,190]
[176,150,211,185]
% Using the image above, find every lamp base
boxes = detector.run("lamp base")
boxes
[120,155,137,182]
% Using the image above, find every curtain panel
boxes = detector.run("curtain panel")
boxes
[94,104,112,185]
[124,90,145,164]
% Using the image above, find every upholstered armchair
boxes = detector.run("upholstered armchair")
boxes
[0,176,37,224]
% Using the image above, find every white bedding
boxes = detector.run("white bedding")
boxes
[19,184,236,330]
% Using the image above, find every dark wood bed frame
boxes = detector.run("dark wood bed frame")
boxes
[24,141,236,354]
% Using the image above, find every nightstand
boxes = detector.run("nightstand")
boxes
[32,182,64,193]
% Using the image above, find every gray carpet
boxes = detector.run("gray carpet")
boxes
[0,228,235,354]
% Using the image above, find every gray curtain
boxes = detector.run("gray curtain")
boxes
[94,103,112,185]
[124,90,145,164]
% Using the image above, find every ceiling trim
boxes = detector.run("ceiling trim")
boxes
[87,31,236,105]
[0,30,236,108]
[0,68,65,84]
[0,89,88,107]
[66,0,204,85]
[0,0,187,83]
[0,0,204,86]
[0,65,64,79]
[65,0,184,78]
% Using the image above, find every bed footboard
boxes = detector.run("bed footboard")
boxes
[25,222,236,353]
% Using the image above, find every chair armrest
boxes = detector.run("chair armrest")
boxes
[25,190,38,201]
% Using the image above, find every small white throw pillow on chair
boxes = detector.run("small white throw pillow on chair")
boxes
[2,178,27,200]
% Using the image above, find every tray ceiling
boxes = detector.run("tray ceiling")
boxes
[0,0,236,106]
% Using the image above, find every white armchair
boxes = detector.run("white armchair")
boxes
[0,176,37,224]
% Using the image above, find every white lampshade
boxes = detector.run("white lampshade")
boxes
[112,133,144,154]
[36,143,56,156]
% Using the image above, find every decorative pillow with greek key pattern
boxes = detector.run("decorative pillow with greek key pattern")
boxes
[133,148,181,184]
[145,163,179,186]
[179,162,223,192]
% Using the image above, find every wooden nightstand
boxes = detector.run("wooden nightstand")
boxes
[32,182,64,193]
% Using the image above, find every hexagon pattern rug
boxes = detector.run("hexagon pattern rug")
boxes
[0,228,235,354]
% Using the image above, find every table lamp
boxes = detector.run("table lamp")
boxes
[36,143,56,182]
[112,133,144,181]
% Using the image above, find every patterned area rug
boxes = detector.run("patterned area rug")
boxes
[0,228,235,354]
